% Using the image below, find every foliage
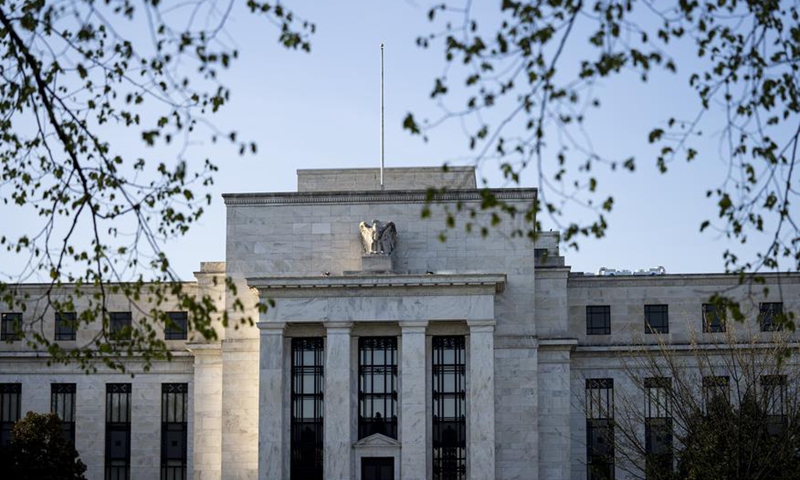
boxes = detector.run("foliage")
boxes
[1,0,797,365]
[0,0,311,371]
[0,412,87,480]
[406,0,799,280]
[614,329,800,480]
[674,394,800,480]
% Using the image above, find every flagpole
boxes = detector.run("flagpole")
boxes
[380,42,385,190]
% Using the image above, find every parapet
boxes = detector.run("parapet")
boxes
[297,167,477,192]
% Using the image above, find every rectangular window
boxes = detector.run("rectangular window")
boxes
[644,378,672,478]
[1,313,22,341]
[161,383,188,480]
[105,383,131,480]
[358,337,398,439]
[644,305,669,334]
[432,336,466,480]
[291,338,324,480]
[586,306,611,335]
[0,384,21,448]
[109,312,132,340]
[762,375,787,436]
[702,304,726,333]
[759,302,783,332]
[702,376,729,412]
[51,383,76,444]
[55,312,77,341]
[164,312,188,340]
[586,379,614,480]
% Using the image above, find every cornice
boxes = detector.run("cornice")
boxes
[246,273,506,294]
[222,188,536,206]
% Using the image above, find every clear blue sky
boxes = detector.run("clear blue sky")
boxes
[1,0,787,281]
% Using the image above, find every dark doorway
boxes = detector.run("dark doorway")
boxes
[362,457,394,480]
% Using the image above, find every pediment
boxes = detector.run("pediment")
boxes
[353,433,401,448]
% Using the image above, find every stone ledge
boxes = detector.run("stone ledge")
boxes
[223,188,536,206]
[247,273,506,293]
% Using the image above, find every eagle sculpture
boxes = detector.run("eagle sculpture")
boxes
[359,220,397,255]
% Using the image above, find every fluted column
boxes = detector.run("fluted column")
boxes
[468,320,496,479]
[324,322,353,479]
[400,321,428,480]
[257,322,286,480]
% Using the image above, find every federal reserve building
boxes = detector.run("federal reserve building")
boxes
[1,166,798,480]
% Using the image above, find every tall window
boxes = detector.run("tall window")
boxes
[586,378,614,480]
[358,337,398,439]
[0,383,21,447]
[51,383,76,443]
[55,312,77,341]
[162,383,188,480]
[109,312,132,340]
[644,378,672,478]
[106,383,131,480]
[702,304,726,333]
[1,312,22,341]
[762,375,787,436]
[587,306,611,335]
[759,302,783,332]
[432,336,466,480]
[644,305,669,334]
[164,312,188,340]
[291,338,324,480]
[702,376,729,412]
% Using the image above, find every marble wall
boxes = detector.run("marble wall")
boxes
[0,359,193,480]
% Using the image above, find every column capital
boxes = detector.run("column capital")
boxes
[324,321,353,331]
[467,319,496,333]
[257,321,286,334]
[399,320,428,333]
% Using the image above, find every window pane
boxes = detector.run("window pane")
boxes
[291,338,323,480]
[432,336,466,480]
[106,384,131,480]
[165,312,188,340]
[587,306,611,335]
[161,384,187,480]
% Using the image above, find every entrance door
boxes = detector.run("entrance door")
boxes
[361,457,394,480]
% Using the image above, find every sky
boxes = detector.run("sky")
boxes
[1,0,791,281]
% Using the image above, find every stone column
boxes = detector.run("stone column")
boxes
[187,343,223,480]
[468,320,496,480]
[324,322,353,480]
[258,322,286,480]
[400,321,428,480]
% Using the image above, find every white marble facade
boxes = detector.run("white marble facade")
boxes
[1,167,798,480]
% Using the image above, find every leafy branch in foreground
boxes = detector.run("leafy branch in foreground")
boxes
[0,0,311,371]
[406,0,798,281]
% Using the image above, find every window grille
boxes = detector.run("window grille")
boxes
[164,312,188,340]
[105,383,131,480]
[644,305,669,334]
[109,312,132,340]
[161,383,188,480]
[0,383,21,447]
[759,303,783,332]
[358,337,398,439]
[702,304,726,333]
[291,338,324,480]
[1,313,21,341]
[432,336,466,480]
[51,383,76,443]
[586,379,614,480]
[586,306,611,335]
[55,312,77,341]
[644,378,672,478]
